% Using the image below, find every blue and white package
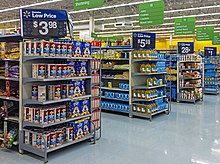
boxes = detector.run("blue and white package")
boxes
[82,42,91,57]
[73,41,82,57]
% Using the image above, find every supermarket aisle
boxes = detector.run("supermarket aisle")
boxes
[1,95,220,164]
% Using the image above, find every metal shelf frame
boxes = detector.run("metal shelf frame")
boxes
[130,53,169,121]
[100,47,131,116]
[18,40,96,162]
[177,57,204,103]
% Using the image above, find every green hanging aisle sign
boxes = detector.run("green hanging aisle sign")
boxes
[139,0,164,26]
[196,26,214,41]
[74,0,104,11]
[174,17,196,35]
[213,33,220,45]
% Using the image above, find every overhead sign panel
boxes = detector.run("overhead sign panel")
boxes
[74,0,104,10]
[204,47,217,56]
[139,1,164,26]
[196,26,214,41]
[178,42,194,54]
[20,9,68,39]
[174,17,196,35]
[132,32,156,49]
[213,33,220,45]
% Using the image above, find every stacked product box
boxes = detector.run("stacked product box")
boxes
[24,40,92,58]
[31,80,87,102]
[24,117,91,150]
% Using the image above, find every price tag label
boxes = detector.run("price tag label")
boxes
[178,42,194,54]
[132,32,156,49]
[204,47,217,56]
[20,9,68,39]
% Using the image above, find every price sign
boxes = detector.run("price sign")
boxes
[132,32,156,49]
[20,9,68,39]
[204,47,217,56]
[178,42,194,54]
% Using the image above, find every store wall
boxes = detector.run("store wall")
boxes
[156,38,220,52]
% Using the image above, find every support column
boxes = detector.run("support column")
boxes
[89,16,95,38]
[169,33,173,47]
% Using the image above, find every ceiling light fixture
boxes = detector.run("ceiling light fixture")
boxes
[0,0,63,13]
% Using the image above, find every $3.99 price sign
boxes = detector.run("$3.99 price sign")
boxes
[132,32,156,49]
[204,47,217,57]
[178,42,194,54]
[20,9,68,39]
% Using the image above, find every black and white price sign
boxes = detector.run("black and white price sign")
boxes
[178,42,194,54]
[20,9,68,39]
[204,47,217,56]
[132,32,156,49]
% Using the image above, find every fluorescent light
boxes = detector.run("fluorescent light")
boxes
[165,5,220,13]
[0,0,62,13]
[69,0,159,14]
[72,20,90,23]
[0,19,20,24]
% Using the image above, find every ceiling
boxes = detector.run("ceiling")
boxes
[0,0,220,37]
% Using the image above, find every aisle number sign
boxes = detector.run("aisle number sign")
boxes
[178,42,194,54]
[174,17,195,35]
[139,1,164,26]
[20,9,68,39]
[213,33,220,45]
[204,47,217,56]
[74,0,104,10]
[196,26,214,41]
[132,32,156,49]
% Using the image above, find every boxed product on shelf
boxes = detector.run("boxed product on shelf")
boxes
[0,42,20,59]
[68,99,90,118]
[82,42,91,57]
[24,117,91,149]
[77,61,88,76]
[91,59,100,70]
[119,83,129,90]
[0,81,19,98]
[24,105,67,124]
[103,91,129,100]
[101,101,129,112]
[92,86,99,97]
[91,109,101,130]
[73,41,82,57]
[23,40,92,58]
[179,54,202,61]
[92,98,100,109]
[32,61,88,79]
[92,73,100,84]
[31,81,87,101]
[179,88,203,100]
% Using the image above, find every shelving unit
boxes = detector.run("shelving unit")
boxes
[0,36,21,149]
[130,51,168,121]
[177,54,204,103]
[100,47,131,115]
[91,46,101,140]
[165,53,178,101]
[204,56,220,95]
[20,42,96,162]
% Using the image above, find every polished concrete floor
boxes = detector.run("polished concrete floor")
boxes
[1,95,220,164]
